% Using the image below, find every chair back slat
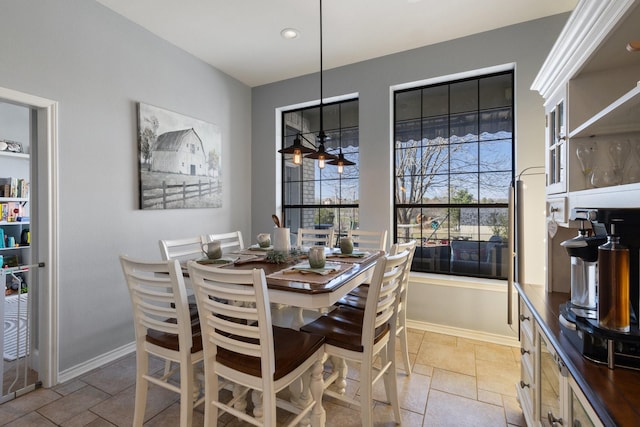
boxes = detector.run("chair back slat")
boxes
[159,236,203,262]
[202,231,245,253]
[296,227,335,248]
[347,229,388,252]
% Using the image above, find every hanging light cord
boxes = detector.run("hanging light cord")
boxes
[319,0,324,141]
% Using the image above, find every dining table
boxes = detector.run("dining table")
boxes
[183,247,382,427]
[218,247,382,329]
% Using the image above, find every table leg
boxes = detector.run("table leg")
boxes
[331,355,348,394]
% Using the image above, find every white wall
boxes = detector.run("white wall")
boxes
[252,14,568,339]
[0,0,252,373]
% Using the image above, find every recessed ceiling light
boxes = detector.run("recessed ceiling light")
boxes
[280,28,300,40]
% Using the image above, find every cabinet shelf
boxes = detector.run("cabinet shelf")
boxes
[0,221,29,226]
[0,245,29,252]
[570,84,640,138]
[0,151,29,160]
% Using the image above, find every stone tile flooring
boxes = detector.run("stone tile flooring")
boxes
[0,329,525,426]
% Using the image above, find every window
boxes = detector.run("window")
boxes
[393,71,513,279]
[281,99,359,245]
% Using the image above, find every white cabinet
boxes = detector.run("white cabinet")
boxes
[517,294,604,427]
[532,0,640,211]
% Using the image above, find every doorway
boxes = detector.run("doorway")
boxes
[0,87,58,402]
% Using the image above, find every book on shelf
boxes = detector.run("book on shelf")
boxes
[0,177,29,198]
[0,202,22,222]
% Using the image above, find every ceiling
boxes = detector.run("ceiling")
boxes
[95,0,577,87]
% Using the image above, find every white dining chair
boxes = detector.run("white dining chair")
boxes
[159,236,204,262]
[187,262,326,427]
[337,240,417,375]
[296,227,335,248]
[301,249,411,426]
[347,229,388,252]
[201,230,244,254]
[119,255,204,427]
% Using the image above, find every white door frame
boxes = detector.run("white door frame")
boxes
[0,86,59,388]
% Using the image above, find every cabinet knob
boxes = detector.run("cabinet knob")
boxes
[519,380,530,389]
[519,314,530,322]
[548,411,564,426]
[520,348,530,355]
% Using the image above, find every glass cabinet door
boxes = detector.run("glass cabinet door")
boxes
[546,98,566,194]
[539,331,566,426]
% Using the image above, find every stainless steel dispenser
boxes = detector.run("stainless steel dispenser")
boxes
[560,217,606,318]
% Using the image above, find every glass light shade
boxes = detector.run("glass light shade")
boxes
[293,149,302,165]
[337,162,344,174]
[318,156,325,169]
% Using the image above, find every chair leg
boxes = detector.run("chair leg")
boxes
[310,357,326,427]
[398,326,412,375]
[383,345,402,424]
[360,359,374,427]
[179,357,194,427]
[203,363,218,427]
[133,352,149,427]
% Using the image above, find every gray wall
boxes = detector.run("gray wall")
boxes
[252,14,568,336]
[0,0,252,372]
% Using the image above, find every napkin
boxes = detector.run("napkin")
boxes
[283,262,341,276]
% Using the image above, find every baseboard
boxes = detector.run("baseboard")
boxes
[406,319,519,348]
[57,341,135,384]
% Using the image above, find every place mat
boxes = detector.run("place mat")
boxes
[196,257,238,265]
[267,262,351,285]
[327,250,377,264]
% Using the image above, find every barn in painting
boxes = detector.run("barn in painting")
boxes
[151,128,207,176]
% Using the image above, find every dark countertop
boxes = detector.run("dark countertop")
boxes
[516,282,640,427]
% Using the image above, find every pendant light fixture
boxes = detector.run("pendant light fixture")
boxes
[327,147,356,173]
[278,134,315,165]
[303,0,337,168]
[278,0,355,174]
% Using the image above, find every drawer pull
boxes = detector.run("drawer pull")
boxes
[519,314,530,322]
[520,348,530,355]
[519,380,530,389]
[548,411,564,426]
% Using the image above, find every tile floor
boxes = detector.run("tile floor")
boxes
[0,329,525,426]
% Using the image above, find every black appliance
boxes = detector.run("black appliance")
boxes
[559,207,640,369]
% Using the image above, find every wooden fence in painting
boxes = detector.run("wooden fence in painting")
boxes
[141,179,219,209]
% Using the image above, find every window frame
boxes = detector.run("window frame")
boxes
[393,70,515,279]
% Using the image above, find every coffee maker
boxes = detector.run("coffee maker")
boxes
[559,207,640,369]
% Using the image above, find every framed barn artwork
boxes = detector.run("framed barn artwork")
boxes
[137,102,222,209]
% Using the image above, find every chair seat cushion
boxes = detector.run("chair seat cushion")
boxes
[336,284,369,310]
[300,305,389,352]
[146,316,203,353]
[216,326,324,381]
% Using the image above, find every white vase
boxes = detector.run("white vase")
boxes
[273,228,290,253]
